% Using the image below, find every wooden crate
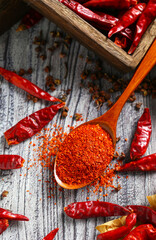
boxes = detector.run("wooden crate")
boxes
[0,0,29,35]
[25,0,156,71]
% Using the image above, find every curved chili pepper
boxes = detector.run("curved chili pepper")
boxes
[0,155,25,169]
[84,0,138,9]
[108,3,146,38]
[16,8,43,32]
[126,205,156,226]
[64,201,130,219]
[0,208,29,221]
[59,0,119,29]
[0,67,61,102]
[0,219,9,235]
[42,228,59,240]
[97,213,137,240]
[128,0,156,54]
[116,153,156,172]
[123,224,156,240]
[4,103,64,145]
[93,11,133,40]
[130,108,152,160]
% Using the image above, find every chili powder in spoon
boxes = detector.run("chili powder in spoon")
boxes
[56,124,114,185]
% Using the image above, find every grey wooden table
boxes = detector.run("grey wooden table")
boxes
[0,17,156,240]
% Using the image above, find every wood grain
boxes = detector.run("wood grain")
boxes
[0,16,156,240]
[24,0,156,71]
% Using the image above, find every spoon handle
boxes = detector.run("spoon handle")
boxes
[102,39,156,124]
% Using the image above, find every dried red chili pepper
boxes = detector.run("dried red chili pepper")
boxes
[0,208,29,221]
[116,153,156,172]
[0,219,9,235]
[128,0,156,54]
[93,11,133,40]
[130,108,152,160]
[64,201,130,219]
[123,224,156,240]
[84,0,138,9]
[0,155,25,169]
[126,205,156,226]
[59,0,119,29]
[108,3,146,37]
[16,8,43,32]
[42,228,59,240]
[4,103,64,145]
[97,213,137,240]
[0,67,61,103]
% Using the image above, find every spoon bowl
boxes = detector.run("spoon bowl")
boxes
[54,39,156,189]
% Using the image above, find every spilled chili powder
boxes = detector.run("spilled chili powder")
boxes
[56,124,114,185]
[26,123,121,198]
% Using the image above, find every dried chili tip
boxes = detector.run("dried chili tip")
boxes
[42,228,59,240]
[0,219,9,235]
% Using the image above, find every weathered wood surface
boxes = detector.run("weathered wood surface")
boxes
[0,17,156,240]
[25,0,156,71]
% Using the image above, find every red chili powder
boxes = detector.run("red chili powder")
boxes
[56,124,114,185]
[27,124,121,197]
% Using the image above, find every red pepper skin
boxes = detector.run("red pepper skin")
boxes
[64,201,130,219]
[59,0,119,29]
[4,103,64,145]
[90,11,133,40]
[108,3,146,38]
[130,108,152,160]
[0,219,9,235]
[42,228,59,240]
[84,0,138,9]
[117,153,156,172]
[97,213,137,240]
[128,0,156,54]
[0,67,61,103]
[123,224,156,240]
[0,208,29,221]
[0,155,25,169]
[126,205,156,226]
[59,0,133,40]
[16,8,43,32]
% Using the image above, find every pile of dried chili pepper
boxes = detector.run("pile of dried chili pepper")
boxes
[64,196,156,239]
[59,0,156,53]
[56,124,114,186]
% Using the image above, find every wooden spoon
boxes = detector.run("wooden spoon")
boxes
[54,39,156,189]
